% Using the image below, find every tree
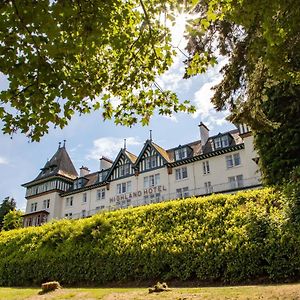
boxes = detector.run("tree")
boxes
[254,83,300,185]
[0,0,194,141]
[184,0,299,125]
[183,0,300,183]
[0,197,17,229]
[2,209,23,231]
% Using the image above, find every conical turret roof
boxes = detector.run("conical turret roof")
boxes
[35,144,78,181]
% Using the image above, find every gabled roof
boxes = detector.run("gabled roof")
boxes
[134,139,171,166]
[124,149,137,164]
[34,146,78,181]
[105,148,137,181]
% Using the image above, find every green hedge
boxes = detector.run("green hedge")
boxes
[0,188,300,286]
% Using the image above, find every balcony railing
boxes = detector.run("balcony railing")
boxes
[66,176,261,220]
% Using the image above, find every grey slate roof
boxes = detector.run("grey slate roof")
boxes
[35,146,78,181]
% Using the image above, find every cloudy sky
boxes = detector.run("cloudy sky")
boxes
[0,17,235,211]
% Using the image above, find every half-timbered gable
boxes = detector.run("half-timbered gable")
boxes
[135,140,170,173]
[106,149,137,181]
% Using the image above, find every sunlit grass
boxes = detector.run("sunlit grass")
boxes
[0,284,299,300]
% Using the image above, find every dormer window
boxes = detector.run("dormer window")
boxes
[73,178,88,190]
[175,147,188,161]
[221,135,229,147]
[213,134,231,150]
[214,137,222,149]
[98,170,109,182]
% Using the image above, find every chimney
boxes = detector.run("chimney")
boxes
[79,166,90,177]
[99,156,113,170]
[199,122,209,148]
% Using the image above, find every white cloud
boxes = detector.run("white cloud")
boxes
[69,144,82,153]
[86,137,142,161]
[192,58,230,129]
[161,114,178,123]
[156,51,191,93]
[0,156,8,165]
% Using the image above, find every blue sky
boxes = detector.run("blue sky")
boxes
[0,19,235,211]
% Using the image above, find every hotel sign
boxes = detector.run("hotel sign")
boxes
[109,185,167,202]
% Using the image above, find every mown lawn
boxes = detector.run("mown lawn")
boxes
[0,283,300,300]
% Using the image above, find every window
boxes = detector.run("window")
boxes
[221,135,229,147]
[226,153,241,168]
[81,210,86,218]
[143,195,149,204]
[214,135,231,150]
[65,196,73,207]
[228,175,244,189]
[30,202,37,212]
[214,137,222,149]
[117,181,132,194]
[65,212,73,219]
[82,193,87,203]
[175,147,188,161]
[119,163,130,177]
[176,187,189,198]
[175,167,188,180]
[203,161,210,174]
[97,188,105,200]
[144,174,160,188]
[155,193,160,202]
[145,155,157,170]
[96,205,105,212]
[42,199,50,209]
[204,181,213,194]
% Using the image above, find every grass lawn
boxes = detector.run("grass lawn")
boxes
[0,283,299,300]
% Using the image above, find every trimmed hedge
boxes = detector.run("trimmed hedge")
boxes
[0,188,300,286]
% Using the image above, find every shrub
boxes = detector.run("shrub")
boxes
[0,188,299,286]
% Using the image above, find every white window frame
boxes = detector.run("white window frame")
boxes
[82,193,87,203]
[97,188,105,200]
[31,202,37,212]
[65,212,73,219]
[214,137,222,149]
[145,155,157,170]
[204,181,213,194]
[144,173,160,188]
[228,175,244,189]
[65,196,73,207]
[176,187,189,199]
[117,181,132,194]
[175,147,188,161]
[203,161,210,175]
[175,166,188,180]
[226,153,241,169]
[42,199,50,209]
[119,163,130,177]
[221,135,229,147]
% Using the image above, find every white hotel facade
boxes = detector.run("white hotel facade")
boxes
[22,123,261,227]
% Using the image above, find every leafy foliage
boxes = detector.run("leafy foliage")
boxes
[0,0,194,141]
[0,197,16,229]
[2,209,23,231]
[0,188,299,286]
[254,83,300,185]
[184,0,300,127]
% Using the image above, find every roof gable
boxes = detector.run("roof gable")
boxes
[135,140,170,172]
[106,149,136,181]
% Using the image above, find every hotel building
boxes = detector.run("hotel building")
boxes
[22,123,261,227]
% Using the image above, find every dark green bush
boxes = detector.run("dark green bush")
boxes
[0,188,299,286]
